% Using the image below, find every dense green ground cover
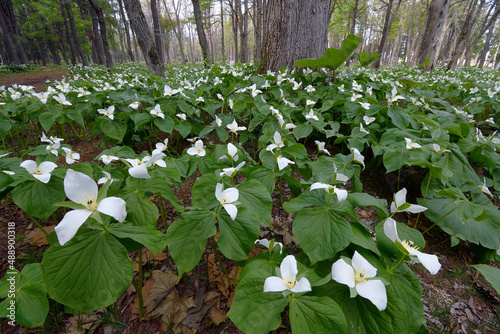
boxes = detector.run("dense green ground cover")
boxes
[0,62,499,333]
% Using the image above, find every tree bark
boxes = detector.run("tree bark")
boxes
[117,0,135,61]
[220,0,225,59]
[163,0,186,63]
[63,0,89,66]
[88,0,114,70]
[0,0,28,64]
[417,0,450,71]
[192,0,212,66]
[123,0,164,76]
[0,13,19,64]
[373,0,394,68]
[478,24,495,68]
[60,0,76,65]
[151,0,164,64]
[89,3,105,65]
[258,0,332,73]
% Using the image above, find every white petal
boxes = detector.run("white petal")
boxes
[334,188,348,202]
[410,249,441,275]
[97,197,127,222]
[255,239,271,248]
[331,259,356,288]
[290,277,312,293]
[215,183,223,201]
[227,143,237,157]
[222,188,239,202]
[394,188,407,208]
[187,147,198,156]
[129,164,150,178]
[390,202,397,213]
[33,173,51,183]
[351,251,377,278]
[20,160,37,174]
[55,209,92,246]
[356,279,387,311]
[406,204,428,213]
[38,161,58,174]
[383,218,400,243]
[273,132,281,144]
[223,203,238,220]
[64,170,98,204]
[263,276,288,292]
[310,182,330,191]
[280,255,298,280]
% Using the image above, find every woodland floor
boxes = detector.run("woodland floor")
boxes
[0,68,499,334]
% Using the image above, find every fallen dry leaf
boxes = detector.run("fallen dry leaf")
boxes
[132,277,156,315]
[207,252,230,297]
[134,249,168,271]
[144,270,178,314]
[151,290,195,333]
[26,225,55,246]
[65,313,101,333]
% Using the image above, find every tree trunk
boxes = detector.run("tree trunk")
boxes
[192,0,212,66]
[89,3,105,65]
[0,0,28,64]
[46,33,61,65]
[64,0,89,66]
[0,14,19,64]
[478,24,495,68]
[416,0,450,71]
[253,0,262,62]
[239,0,248,62]
[88,0,114,70]
[220,0,225,59]
[164,0,186,63]
[117,0,135,61]
[151,0,164,64]
[404,0,417,63]
[60,0,76,64]
[123,0,164,76]
[373,0,394,68]
[229,0,238,62]
[258,0,332,73]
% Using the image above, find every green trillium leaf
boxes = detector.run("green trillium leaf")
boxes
[289,295,347,334]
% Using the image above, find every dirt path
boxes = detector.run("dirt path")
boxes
[0,68,68,91]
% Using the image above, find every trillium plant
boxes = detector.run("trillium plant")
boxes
[1,58,499,333]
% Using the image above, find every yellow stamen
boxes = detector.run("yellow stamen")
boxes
[401,240,418,251]
[283,276,296,289]
[33,168,42,175]
[78,194,98,211]
[355,268,371,283]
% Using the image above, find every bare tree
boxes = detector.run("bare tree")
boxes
[88,0,113,70]
[192,0,212,66]
[151,0,164,64]
[63,0,89,66]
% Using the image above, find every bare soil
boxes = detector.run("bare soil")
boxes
[0,68,68,91]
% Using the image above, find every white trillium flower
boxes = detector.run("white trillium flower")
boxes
[164,85,179,96]
[187,140,206,157]
[97,105,115,120]
[53,93,72,105]
[215,183,239,220]
[125,153,166,179]
[150,104,165,119]
[220,161,246,177]
[305,109,319,121]
[360,102,371,110]
[277,156,295,170]
[255,239,284,254]
[20,160,57,184]
[277,114,296,130]
[310,182,348,202]
[196,96,205,102]
[405,138,421,149]
[306,100,315,107]
[266,131,285,152]
[264,255,311,293]
[314,140,331,156]
[227,119,247,133]
[390,188,427,213]
[62,148,80,165]
[360,123,369,134]
[363,115,375,125]
[384,218,441,275]
[97,171,113,185]
[333,163,349,182]
[479,178,493,197]
[46,141,61,156]
[305,85,315,93]
[331,251,387,311]
[129,101,140,109]
[100,155,119,165]
[215,115,222,127]
[432,144,451,154]
[152,139,169,156]
[350,147,365,168]
[55,170,127,246]
[176,113,187,121]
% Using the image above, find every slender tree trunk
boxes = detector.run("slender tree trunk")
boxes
[373,0,394,68]
[151,0,164,64]
[117,0,134,61]
[88,0,114,70]
[192,0,212,66]
[220,0,225,59]
[47,34,60,65]
[60,0,76,64]
[478,24,495,68]
[89,4,105,65]
[164,0,186,63]
[0,0,28,64]
[64,0,89,66]
[253,0,262,62]
[405,0,417,63]
[123,0,164,76]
